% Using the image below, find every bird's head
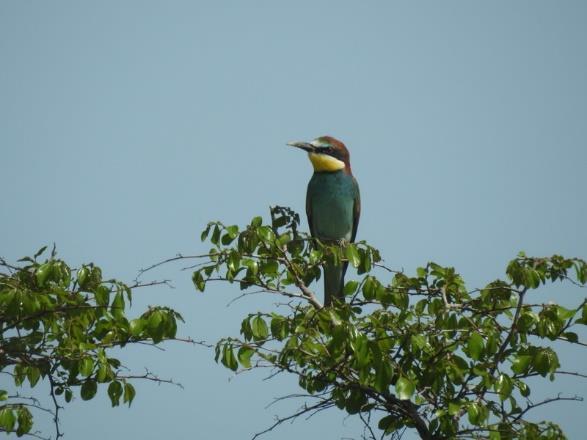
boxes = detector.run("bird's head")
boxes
[287,136,351,173]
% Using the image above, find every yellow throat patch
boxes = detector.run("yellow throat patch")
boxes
[308,152,345,172]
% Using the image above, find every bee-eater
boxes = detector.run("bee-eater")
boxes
[288,136,360,306]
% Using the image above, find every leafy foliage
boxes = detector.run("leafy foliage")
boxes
[0,247,184,438]
[193,207,587,440]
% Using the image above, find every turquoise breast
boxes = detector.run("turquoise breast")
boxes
[307,171,358,241]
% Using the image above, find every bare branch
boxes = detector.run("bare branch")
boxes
[47,370,63,439]
[118,368,184,389]
[514,394,584,421]
[251,399,334,440]
[137,253,210,277]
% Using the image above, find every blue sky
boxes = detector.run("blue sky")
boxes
[1,1,586,439]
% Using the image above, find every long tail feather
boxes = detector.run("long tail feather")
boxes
[324,260,345,306]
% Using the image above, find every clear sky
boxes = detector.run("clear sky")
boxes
[1,1,586,439]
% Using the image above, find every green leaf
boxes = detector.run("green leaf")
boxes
[111,291,125,318]
[277,232,291,247]
[147,311,164,342]
[351,334,369,367]
[411,334,427,351]
[485,333,499,355]
[14,364,26,386]
[77,265,90,288]
[221,232,235,245]
[562,331,578,343]
[211,225,221,245]
[343,280,359,296]
[374,360,393,393]
[0,408,15,432]
[575,262,587,284]
[533,348,559,376]
[222,345,238,371]
[27,366,41,387]
[226,225,239,238]
[94,285,110,307]
[36,263,53,286]
[468,332,484,361]
[192,271,205,292]
[525,268,541,289]
[251,316,269,340]
[80,357,94,377]
[556,306,575,320]
[395,376,415,400]
[251,216,263,227]
[270,316,288,340]
[517,380,531,397]
[238,346,255,368]
[494,374,513,401]
[272,215,287,228]
[357,248,372,274]
[129,319,144,337]
[415,299,427,315]
[428,298,443,316]
[511,355,532,374]
[108,381,123,406]
[309,249,322,264]
[345,388,367,414]
[80,380,98,401]
[227,251,241,274]
[262,260,279,276]
[88,265,102,288]
[0,390,7,401]
[34,245,48,259]
[258,226,275,242]
[97,364,112,382]
[488,428,501,440]
[16,407,33,436]
[378,415,401,432]
[390,290,409,310]
[506,260,524,287]
[416,266,427,278]
[362,276,377,301]
[346,244,361,268]
[200,223,211,241]
[467,402,481,425]
[124,383,136,406]
[448,401,462,416]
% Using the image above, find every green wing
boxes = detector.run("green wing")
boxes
[350,176,361,243]
[306,181,315,237]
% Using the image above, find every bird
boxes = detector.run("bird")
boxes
[287,136,360,306]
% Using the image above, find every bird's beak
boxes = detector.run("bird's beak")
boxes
[287,141,315,153]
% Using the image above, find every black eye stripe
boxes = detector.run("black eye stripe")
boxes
[317,146,342,159]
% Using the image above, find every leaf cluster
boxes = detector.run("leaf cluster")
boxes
[194,206,380,308]
[0,247,183,438]
[194,208,587,440]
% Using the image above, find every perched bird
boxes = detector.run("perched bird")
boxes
[288,136,360,306]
